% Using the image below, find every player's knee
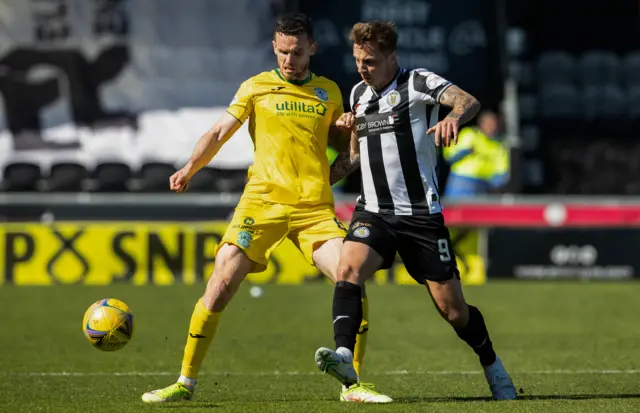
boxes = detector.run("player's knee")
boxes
[337,262,362,284]
[439,304,469,328]
[203,244,250,311]
[447,309,469,328]
[203,275,234,311]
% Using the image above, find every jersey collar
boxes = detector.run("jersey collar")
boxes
[274,68,313,86]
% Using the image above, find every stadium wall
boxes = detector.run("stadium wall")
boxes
[0,221,484,287]
[2,194,640,286]
[0,0,501,180]
[0,194,485,286]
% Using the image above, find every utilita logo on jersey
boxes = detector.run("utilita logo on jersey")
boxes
[356,113,397,135]
[275,101,327,118]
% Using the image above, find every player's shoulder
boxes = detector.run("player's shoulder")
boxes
[241,71,275,87]
[409,68,439,77]
[312,74,343,102]
[409,68,451,91]
[408,68,438,84]
[349,79,368,102]
[349,79,367,94]
[312,74,341,92]
[312,73,339,88]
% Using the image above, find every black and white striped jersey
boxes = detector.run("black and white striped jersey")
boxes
[350,67,452,216]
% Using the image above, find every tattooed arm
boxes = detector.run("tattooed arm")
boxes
[427,85,481,147]
[440,85,481,126]
[329,128,360,186]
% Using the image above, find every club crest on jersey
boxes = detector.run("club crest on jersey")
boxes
[314,87,329,102]
[386,90,401,107]
[237,231,252,248]
[353,226,370,239]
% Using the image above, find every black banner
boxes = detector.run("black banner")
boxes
[487,228,638,280]
[3,0,135,150]
[301,0,502,109]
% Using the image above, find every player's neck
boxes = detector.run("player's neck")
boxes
[292,68,310,81]
[373,66,400,93]
[275,68,313,86]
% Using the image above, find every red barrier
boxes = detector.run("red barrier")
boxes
[334,201,640,228]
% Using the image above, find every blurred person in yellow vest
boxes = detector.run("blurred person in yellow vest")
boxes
[443,110,509,198]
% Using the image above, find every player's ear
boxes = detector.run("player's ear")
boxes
[272,40,277,55]
[310,41,317,56]
[388,51,397,64]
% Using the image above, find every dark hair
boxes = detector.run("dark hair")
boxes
[349,21,398,54]
[275,13,314,39]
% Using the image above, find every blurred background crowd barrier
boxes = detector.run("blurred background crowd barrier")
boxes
[1,0,639,286]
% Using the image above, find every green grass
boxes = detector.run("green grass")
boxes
[1,281,640,412]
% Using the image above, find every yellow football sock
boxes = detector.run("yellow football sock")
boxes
[180,298,221,379]
[353,297,369,377]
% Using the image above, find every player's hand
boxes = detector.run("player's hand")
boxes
[427,118,459,147]
[335,112,355,129]
[169,167,192,193]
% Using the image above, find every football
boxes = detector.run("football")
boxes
[82,298,134,351]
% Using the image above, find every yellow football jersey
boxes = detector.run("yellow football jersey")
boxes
[226,69,344,205]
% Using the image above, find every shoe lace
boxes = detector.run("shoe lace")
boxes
[348,382,381,394]
[160,383,189,396]
[322,359,339,374]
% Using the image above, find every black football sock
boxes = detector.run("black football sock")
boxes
[332,281,362,353]
[454,305,497,366]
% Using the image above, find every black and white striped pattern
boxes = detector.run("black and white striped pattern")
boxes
[351,68,452,216]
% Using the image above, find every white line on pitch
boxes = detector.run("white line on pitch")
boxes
[4,369,640,377]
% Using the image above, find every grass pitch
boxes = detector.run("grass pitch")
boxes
[1,281,639,412]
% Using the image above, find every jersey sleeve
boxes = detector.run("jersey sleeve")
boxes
[412,69,453,105]
[349,81,366,112]
[226,78,255,123]
[331,89,344,124]
[349,84,356,111]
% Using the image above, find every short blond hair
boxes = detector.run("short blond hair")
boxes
[349,21,398,54]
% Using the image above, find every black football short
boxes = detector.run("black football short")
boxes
[346,208,460,283]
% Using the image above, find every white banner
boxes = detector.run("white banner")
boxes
[0,0,285,173]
